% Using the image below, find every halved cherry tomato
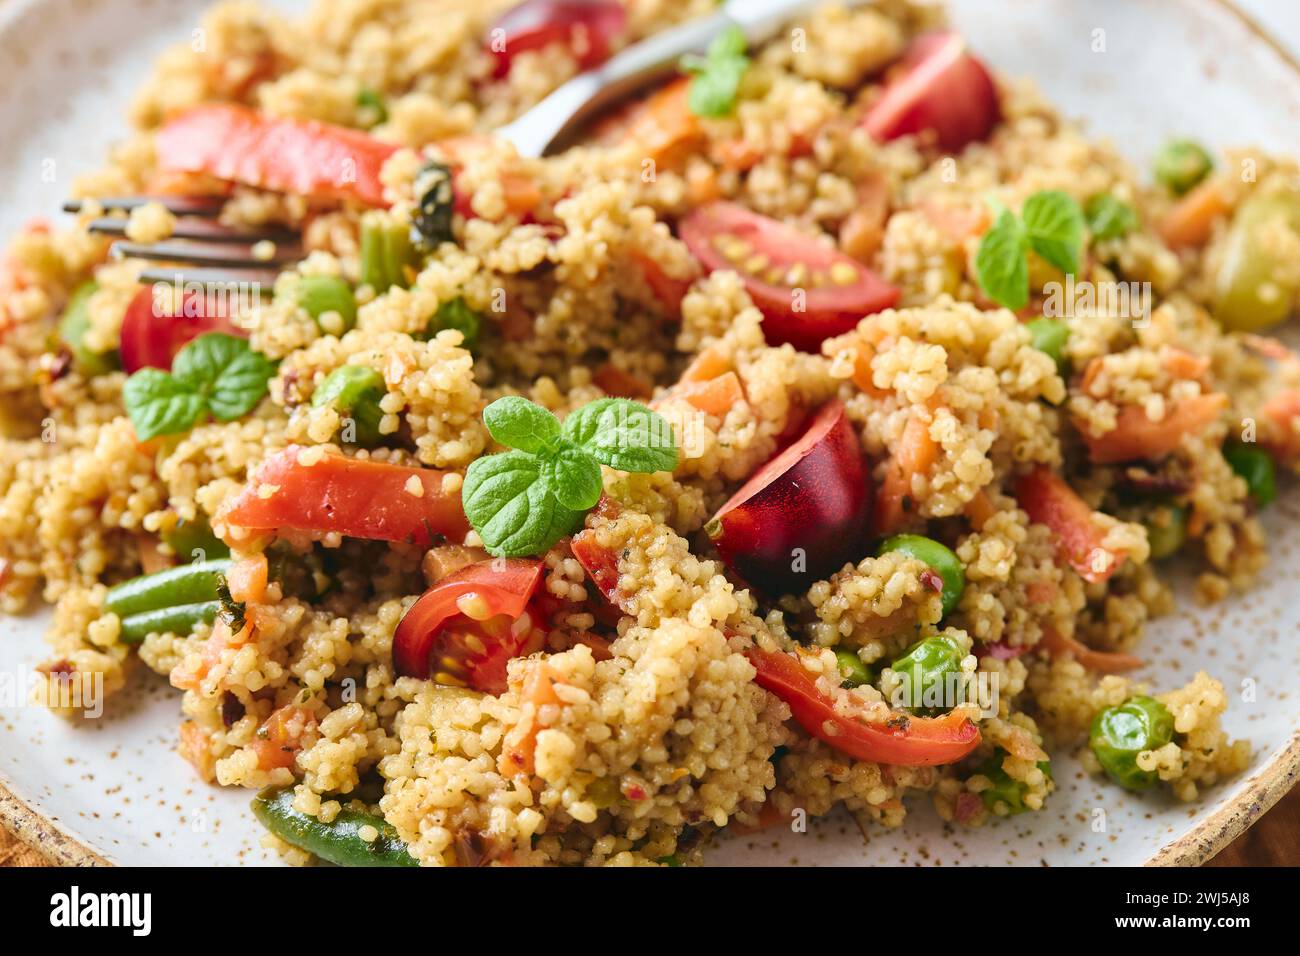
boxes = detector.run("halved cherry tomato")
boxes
[217,446,469,546]
[706,401,871,595]
[120,285,247,373]
[679,202,899,352]
[487,0,626,78]
[156,104,399,207]
[863,31,999,153]
[747,647,980,766]
[393,558,545,694]
[1013,466,1127,584]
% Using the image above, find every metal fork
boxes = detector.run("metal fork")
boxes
[65,0,832,288]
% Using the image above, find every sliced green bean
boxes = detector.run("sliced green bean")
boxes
[311,365,385,447]
[1223,443,1277,507]
[252,787,419,867]
[119,601,219,644]
[424,296,482,351]
[162,516,230,562]
[104,558,232,618]
[58,281,119,377]
[1154,140,1213,195]
[1145,503,1188,560]
[360,211,418,293]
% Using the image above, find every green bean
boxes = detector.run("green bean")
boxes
[251,787,419,867]
[1144,503,1188,560]
[360,211,419,293]
[311,365,386,447]
[833,647,873,688]
[425,296,482,351]
[978,750,1051,815]
[104,558,232,618]
[119,601,219,644]
[162,516,230,562]
[1089,695,1174,791]
[889,633,964,711]
[57,281,119,377]
[1223,443,1277,507]
[297,276,357,334]
[1153,140,1213,195]
[1024,317,1069,370]
[877,534,966,617]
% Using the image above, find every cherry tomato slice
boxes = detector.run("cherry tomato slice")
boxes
[217,446,470,547]
[747,647,980,766]
[862,31,999,153]
[156,104,399,207]
[393,558,545,694]
[679,202,899,353]
[119,285,247,373]
[487,0,627,78]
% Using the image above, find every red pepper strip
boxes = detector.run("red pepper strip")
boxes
[217,446,468,546]
[156,104,399,207]
[747,647,980,767]
[392,558,544,692]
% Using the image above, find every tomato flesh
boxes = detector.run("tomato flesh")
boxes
[156,104,398,207]
[487,0,626,78]
[863,31,999,153]
[679,202,899,352]
[747,647,980,766]
[393,558,545,694]
[120,285,246,373]
[217,446,469,546]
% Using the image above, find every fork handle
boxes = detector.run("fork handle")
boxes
[498,10,734,158]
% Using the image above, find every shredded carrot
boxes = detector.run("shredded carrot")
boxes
[226,553,268,604]
[498,661,563,778]
[1158,178,1231,248]
[1040,626,1143,674]
[673,370,745,416]
[680,346,731,384]
[875,412,940,534]
[1079,393,1228,465]
[850,342,889,398]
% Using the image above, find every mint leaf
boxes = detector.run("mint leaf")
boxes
[482,396,561,455]
[560,398,678,473]
[683,24,749,118]
[462,450,583,557]
[1022,190,1084,274]
[974,209,1029,311]
[122,369,206,441]
[1084,193,1139,241]
[173,333,275,421]
[543,446,604,511]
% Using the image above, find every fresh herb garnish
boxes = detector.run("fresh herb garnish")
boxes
[462,396,679,557]
[1083,193,1139,241]
[122,333,275,441]
[682,24,750,118]
[974,190,1084,310]
[411,160,455,249]
[216,576,247,632]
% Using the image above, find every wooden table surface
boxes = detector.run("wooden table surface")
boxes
[3,783,1297,866]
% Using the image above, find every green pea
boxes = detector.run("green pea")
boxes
[1024,317,1070,370]
[104,558,233,618]
[1212,188,1300,332]
[978,750,1052,815]
[1144,503,1187,560]
[833,647,873,688]
[1222,443,1277,507]
[162,515,230,562]
[360,211,419,293]
[311,365,386,447]
[1084,193,1139,241]
[119,601,220,644]
[657,854,682,867]
[425,296,482,351]
[57,281,119,377]
[297,276,357,333]
[1153,140,1213,195]
[1089,695,1174,791]
[877,534,966,617]
[889,633,964,711]
[251,787,418,867]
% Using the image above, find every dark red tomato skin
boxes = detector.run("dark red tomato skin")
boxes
[393,558,545,693]
[679,202,899,353]
[119,285,247,373]
[708,401,871,596]
[863,31,999,153]
[487,0,627,78]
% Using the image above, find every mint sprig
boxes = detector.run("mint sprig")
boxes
[682,24,750,118]
[974,190,1084,310]
[122,333,275,441]
[463,396,679,557]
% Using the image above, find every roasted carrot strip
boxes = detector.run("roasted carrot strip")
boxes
[1078,393,1227,464]
[1014,466,1127,584]
[1158,178,1231,248]
[673,371,745,417]
[1039,626,1143,674]
[875,413,939,534]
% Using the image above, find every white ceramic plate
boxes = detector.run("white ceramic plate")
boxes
[1,0,1299,866]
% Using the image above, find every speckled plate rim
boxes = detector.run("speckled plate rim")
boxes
[1,0,1299,868]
